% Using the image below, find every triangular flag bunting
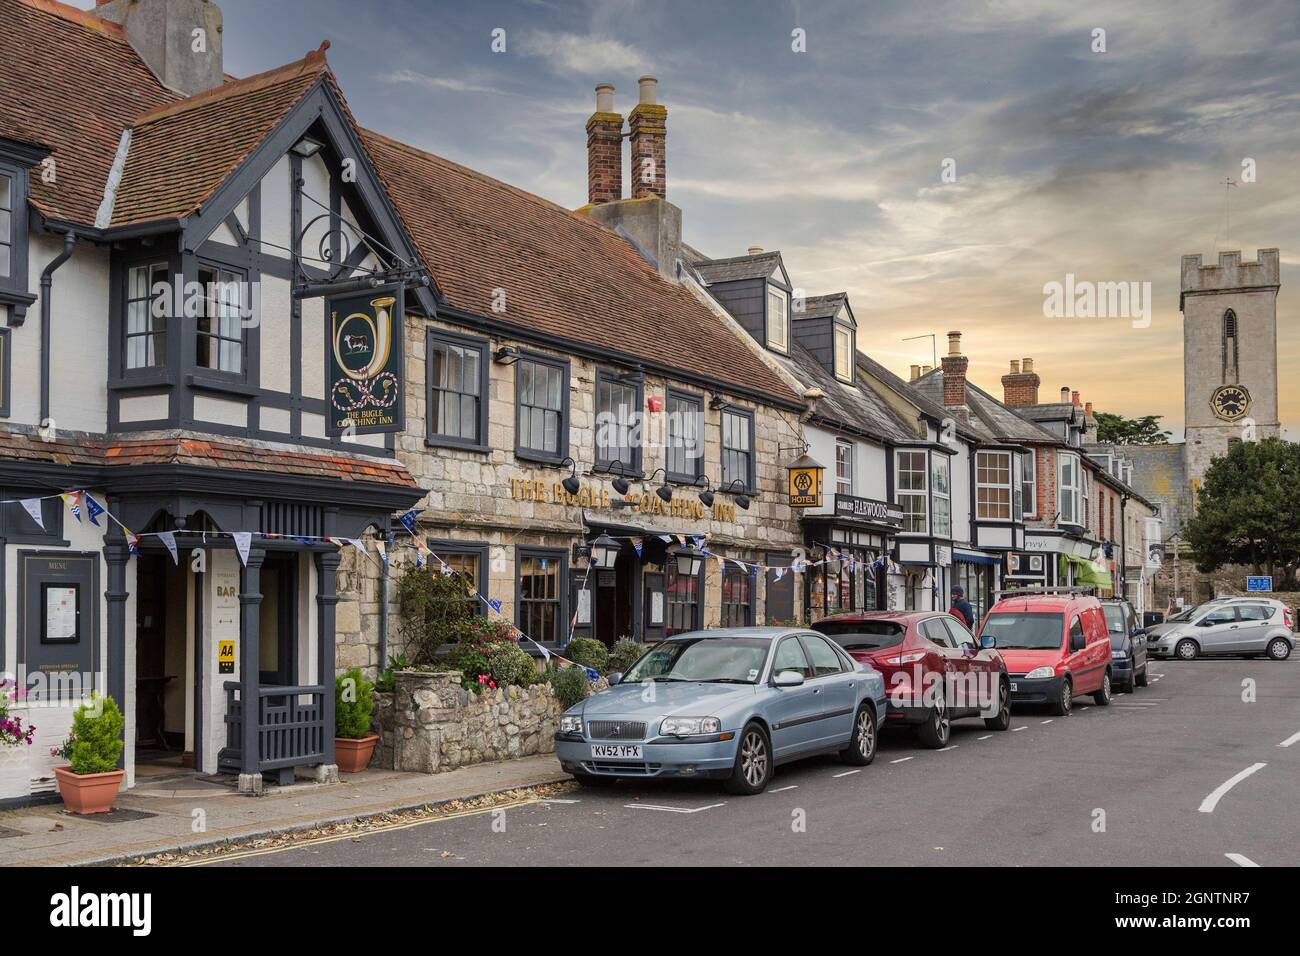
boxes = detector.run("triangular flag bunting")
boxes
[19,498,44,530]
[398,508,424,534]
[157,531,179,565]
[232,532,252,567]
[125,530,141,557]
[60,492,82,522]
[84,494,106,527]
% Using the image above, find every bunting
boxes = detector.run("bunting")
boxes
[232,532,252,567]
[157,531,179,566]
[84,494,106,527]
[60,492,82,522]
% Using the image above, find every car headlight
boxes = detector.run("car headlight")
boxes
[1025,666,1056,679]
[659,716,721,736]
[559,715,584,735]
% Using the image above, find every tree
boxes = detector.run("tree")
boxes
[1094,411,1172,445]
[1184,438,1300,580]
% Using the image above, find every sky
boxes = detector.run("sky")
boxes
[76,0,1300,437]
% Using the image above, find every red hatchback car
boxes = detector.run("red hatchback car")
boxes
[977,591,1113,715]
[813,611,1011,748]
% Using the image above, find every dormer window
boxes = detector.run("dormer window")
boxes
[766,285,788,352]
[833,324,854,382]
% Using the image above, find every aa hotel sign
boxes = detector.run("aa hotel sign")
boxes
[327,287,405,435]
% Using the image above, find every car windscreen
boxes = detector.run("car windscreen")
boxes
[812,620,907,651]
[980,611,1065,650]
[1168,604,1203,622]
[621,637,770,684]
[1102,604,1127,634]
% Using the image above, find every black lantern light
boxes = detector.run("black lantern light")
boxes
[559,457,581,496]
[647,468,673,503]
[605,459,632,496]
[695,476,715,508]
[723,478,752,510]
[590,533,621,569]
[673,543,706,578]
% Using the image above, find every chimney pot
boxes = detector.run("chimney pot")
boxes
[1072,390,1081,406]
[947,330,962,356]
[1022,357,1034,373]
[921,365,932,375]
[910,364,921,381]
[1009,359,1020,374]
[638,75,659,105]
[595,82,615,113]
[1060,387,1070,402]
[747,245,764,255]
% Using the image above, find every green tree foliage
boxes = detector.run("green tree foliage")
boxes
[396,564,474,664]
[335,668,375,739]
[69,695,125,775]
[1094,411,1171,445]
[1184,438,1300,579]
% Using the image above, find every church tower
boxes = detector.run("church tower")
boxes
[1180,248,1281,486]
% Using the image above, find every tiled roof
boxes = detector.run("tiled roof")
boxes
[110,50,327,226]
[693,252,784,284]
[0,0,175,224]
[854,353,976,442]
[362,131,799,402]
[774,345,915,445]
[911,369,1060,444]
[0,430,417,487]
[797,293,848,321]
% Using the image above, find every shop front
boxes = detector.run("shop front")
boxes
[1006,530,1102,592]
[802,494,901,621]
[953,550,999,622]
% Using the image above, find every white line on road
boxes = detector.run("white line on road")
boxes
[1012,726,1027,732]
[768,785,798,793]
[625,803,725,814]
[977,735,992,740]
[1225,853,1260,867]
[539,798,581,804]
[832,769,861,778]
[1278,731,1300,748]
[890,756,914,764]
[1199,763,1267,813]
[937,745,958,752]
[1040,719,1054,724]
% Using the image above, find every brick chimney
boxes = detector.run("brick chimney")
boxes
[1001,355,1041,407]
[95,0,224,96]
[941,331,968,407]
[586,83,623,205]
[1071,390,1081,406]
[628,76,667,199]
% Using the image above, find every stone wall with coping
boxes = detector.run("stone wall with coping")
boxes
[373,670,562,774]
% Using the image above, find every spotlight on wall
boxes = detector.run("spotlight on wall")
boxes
[695,476,715,509]
[724,478,752,510]
[290,135,325,158]
[559,457,581,496]
[605,459,632,496]
[648,468,673,503]
[709,393,732,411]
[493,345,521,365]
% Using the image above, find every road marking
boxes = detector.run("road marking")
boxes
[1225,853,1260,867]
[1012,726,1027,732]
[832,769,861,778]
[1199,763,1267,814]
[1278,731,1300,748]
[540,798,581,804]
[768,785,798,793]
[890,756,914,764]
[977,734,992,740]
[1114,701,1161,706]
[937,745,958,752]
[1040,719,1054,724]
[625,802,725,814]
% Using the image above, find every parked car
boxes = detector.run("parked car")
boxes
[1099,598,1149,692]
[978,591,1113,715]
[1146,598,1294,660]
[812,611,1011,748]
[553,628,888,795]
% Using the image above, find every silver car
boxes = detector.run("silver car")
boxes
[1147,598,1294,660]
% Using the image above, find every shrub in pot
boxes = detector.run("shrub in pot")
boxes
[565,637,609,673]
[53,695,125,814]
[335,668,378,773]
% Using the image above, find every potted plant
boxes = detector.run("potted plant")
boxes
[0,680,36,801]
[52,695,125,815]
[335,668,378,773]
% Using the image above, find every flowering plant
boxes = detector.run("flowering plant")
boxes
[0,713,35,748]
[50,733,75,762]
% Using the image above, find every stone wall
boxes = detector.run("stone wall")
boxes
[374,670,562,774]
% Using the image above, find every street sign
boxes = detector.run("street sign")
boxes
[1246,576,1273,592]
[218,639,236,674]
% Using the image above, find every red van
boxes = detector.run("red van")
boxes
[977,591,1113,715]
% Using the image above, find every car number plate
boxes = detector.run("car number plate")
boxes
[1010,682,1019,692]
[590,744,643,760]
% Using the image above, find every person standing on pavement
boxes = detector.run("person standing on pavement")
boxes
[949,585,975,628]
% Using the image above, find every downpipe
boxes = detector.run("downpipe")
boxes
[39,230,79,428]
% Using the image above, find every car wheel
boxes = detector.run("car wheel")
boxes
[1135,663,1149,687]
[916,695,951,748]
[1267,637,1292,661]
[1093,670,1113,706]
[725,722,772,795]
[1050,677,1073,716]
[572,772,616,788]
[984,679,1012,731]
[1175,638,1199,661]
[840,704,878,766]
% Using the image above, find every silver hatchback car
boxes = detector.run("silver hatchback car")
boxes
[1147,598,1294,660]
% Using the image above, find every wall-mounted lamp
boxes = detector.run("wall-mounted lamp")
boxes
[493,345,521,365]
[559,457,581,496]
[290,135,325,158]
[589,532,622,569]
[672,543,707,578]
[647,468,673,503]
[604,459,633,496]
[695,476,715,509]
[709,394,732,411]
[723,478,752,510]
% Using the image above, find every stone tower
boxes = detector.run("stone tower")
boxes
[1179,249,1281,486]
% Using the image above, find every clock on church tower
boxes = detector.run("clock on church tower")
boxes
[1179,249,1281,485]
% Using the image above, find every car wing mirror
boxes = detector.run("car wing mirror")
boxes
[606,672,622,686]
[980,634,996,649]
[773,670,806,687]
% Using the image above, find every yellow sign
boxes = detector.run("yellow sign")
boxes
[218,639,236,675]
[788,465,822,508]
[508,478,737,523]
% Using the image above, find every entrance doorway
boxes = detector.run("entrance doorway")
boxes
[593,551,635,647]
[134,555,189,775]
[258,553,299,687]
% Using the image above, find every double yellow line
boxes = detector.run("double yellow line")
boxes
[172,796,544,866]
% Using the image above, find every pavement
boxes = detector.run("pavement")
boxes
[188,657,1299,867]
[0,753,568,867]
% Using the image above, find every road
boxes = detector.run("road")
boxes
[204,658,1300,867]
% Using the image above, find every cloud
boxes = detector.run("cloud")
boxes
[377,69,515,97]
[518,30,651,76]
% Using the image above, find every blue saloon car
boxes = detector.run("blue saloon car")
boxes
[554,628,888,795]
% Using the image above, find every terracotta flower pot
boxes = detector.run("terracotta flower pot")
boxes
[54,766,125,815]
[335,734,379,773]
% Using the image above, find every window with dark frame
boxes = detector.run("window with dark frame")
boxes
[518,552,562,644]
[720,564,752,628]
[516,356,567,460]
[0,173,11,280]
[435,550,483,618]
[595,371,641,472]
[196,264,244,375]
[428,331,486,446]
[666,389,703,480]
[665,562,700,636]
[125,262,169,370]
[721,408,753,491]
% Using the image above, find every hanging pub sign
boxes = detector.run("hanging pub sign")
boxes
[787,453,824,508]
[327,286,404,435]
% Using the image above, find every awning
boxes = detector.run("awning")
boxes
[1060,554,1112,588]
[954,551,1000,565]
